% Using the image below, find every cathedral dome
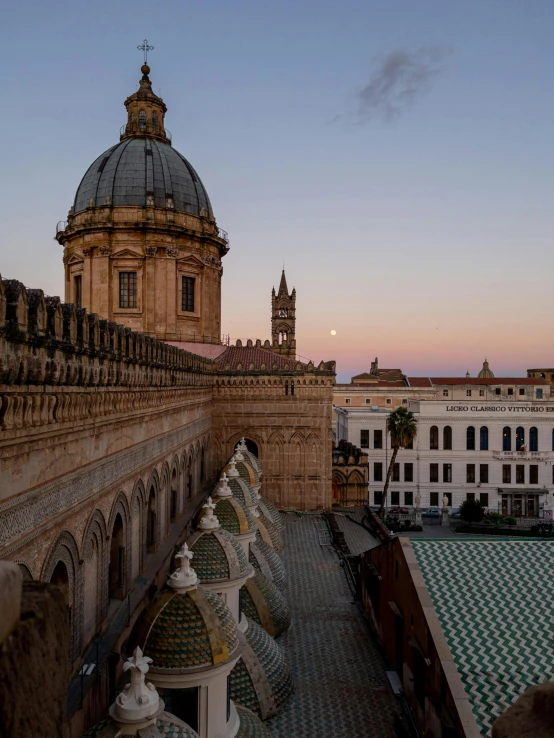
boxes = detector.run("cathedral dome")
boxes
[73,137,213,217]
[257,497,283,533]
[188,526,252,584]
[478,360,495,379]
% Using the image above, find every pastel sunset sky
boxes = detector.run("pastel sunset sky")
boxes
[1,0,553,382]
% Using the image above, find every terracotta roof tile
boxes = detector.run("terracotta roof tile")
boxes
[430,377,548,386]
[216,346,305,372]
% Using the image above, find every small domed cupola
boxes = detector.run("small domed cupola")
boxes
[249,538,287,592]
[121,61,170,144]
[478,359,495,379]
[240,570,291,639]
[198,475,258,556]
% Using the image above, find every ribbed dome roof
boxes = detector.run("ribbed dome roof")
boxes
[201,496,256,537]
[188,528,251,583]
[478,360,495,379]
[228,476,259,509]
[256,511,284,554]
[241,571,291,639]
[250,539,287,592]
[230,618,293,720]
[73,137,213,216]
[235,705,275,738]
[257,497,283,532]
[132,586,240,670]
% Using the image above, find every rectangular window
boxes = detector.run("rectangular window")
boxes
[392,463,400,482]
[119,271,137,309]
[507,388,514,396]
[402,398,408,405]
[181,276,195,312]
[404,463,414,482]
[516,465,524,484]
[405,438,414,450]
[466,389,472,397]
[466,464,475,483]
[479,389,485,397]
[466,492,475,501]
[479,464,489,484]
[430,492,439,506]
[405,491,413,506]
[345,398,351,405]
[391,491,400,506]
[374,490,383,505]
[374,430,383,449]
[537,389,544,399]
[386,398,392,405]
[530,465,539,484]
[479,492,489,507]
[430,463,439,483]
[502,465,511,484]
[365,398,372,404]
[443,389,449,397]
[443,464,452,483]
[552,466,554,485]
[74,275,82,309]
[495,388,501,396]
[519,388,526,396]
[374,462,383,482]
[360,429,369,448]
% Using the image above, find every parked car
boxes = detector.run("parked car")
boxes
[422,507,441,518]
[388,506,411,516]
[369,505,381,513]
[449,508,461,518]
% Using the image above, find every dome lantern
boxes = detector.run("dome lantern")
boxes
[121,61,170,144]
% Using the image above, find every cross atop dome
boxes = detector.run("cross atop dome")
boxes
[120,47,170,144]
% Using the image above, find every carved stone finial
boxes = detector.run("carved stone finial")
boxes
[216,473,232,498]
[234,444,245,461]
[227,458,239,478]
[168,543,197,590]
[198,496,219,530]
[110,646,160,724]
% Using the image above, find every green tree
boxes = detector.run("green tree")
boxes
[380,407,418,517]
[459,499,485,528]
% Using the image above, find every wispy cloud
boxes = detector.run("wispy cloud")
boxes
[335,46,450,125]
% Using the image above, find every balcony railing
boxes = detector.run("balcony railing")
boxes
[119,124,172,142]
[493,451,547,460]
[218,228,229,245]
[56,220,67,234]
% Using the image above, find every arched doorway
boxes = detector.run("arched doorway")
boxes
[109,514,125,600]
[244,438,259,457]
[147,487,157,551]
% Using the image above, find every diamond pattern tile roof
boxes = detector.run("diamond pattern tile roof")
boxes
[250,539,287,591]
[205,496,256,536]
[230,617,294,720]
[235,704,275,738]
[136,586,239,670]
[412,540,554,737]
[188,528,251,582]
[73,138,213,216]
[241,571,291,639]
[216,346,306,373]
[258,497,283,532]
[257,512,284,554]
[227,476,259,508]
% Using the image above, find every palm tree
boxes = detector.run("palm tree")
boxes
[380,407,418,517]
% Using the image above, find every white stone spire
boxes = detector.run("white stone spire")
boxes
[198,496,220,530]
[215,473,232,498]
[234,444,245,461]
[168,542,197,590]
[227,457,239,478]
[239,437,248,452]
[110,646,160,724]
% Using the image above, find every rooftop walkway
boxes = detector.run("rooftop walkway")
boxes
[267,513,412,738]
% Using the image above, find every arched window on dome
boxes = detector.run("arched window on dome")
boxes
[502,426,511,451]
[139,110,146,130]
[152,112,158,131]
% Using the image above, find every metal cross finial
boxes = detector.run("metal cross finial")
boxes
[138,39,154,64]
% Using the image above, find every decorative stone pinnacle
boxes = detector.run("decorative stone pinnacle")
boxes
[199,496,220,530]
[227,458,239,478]
[234,444,245,461]
[216,473,232,498]
[111,646,160,723]
[239,437,248,451]
[168,543,197,590]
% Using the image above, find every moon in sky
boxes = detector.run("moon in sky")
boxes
[330,330,337,336]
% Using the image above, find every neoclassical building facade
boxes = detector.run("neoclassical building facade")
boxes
[0,58,334,736]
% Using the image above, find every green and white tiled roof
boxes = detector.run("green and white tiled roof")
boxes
[258,496,284,532]
[250,539,287,591]
[188,528,251,582]
[81,712,199,737]
[235,704,275,738]
[412,540,554,737]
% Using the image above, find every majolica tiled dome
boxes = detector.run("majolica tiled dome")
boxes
[228,476,259,509]
[132,586,240,670]
[188,528,251,583]
[257,497,283,533]
[233,459,258,489]
[235,705,275,738]
[241,571,291,638]
[230,618,293,720]
[250,539,287,592]
[256,511,284,554]
[81,712,199,738]
[199,495,256,537]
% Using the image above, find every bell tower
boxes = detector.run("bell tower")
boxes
[271,270,296,357]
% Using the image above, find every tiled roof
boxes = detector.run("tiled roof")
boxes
[188,528,251,582]
[430,377,548,385]
[241,571,291,639]
[412,540,554,737]
[407,377,434,387]
[258,496,283,532]
[137,587,239,670]
[216,346,305,372]
[235,704,275,738]
[81,713,199,737]
[335,380,408,388]
[227,476,259,509]
[235,460,257,488]
[207,496,255,536]
[251,537,287,591]
[257,511,284,553]
[230,618,294,720]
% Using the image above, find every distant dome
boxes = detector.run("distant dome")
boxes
[478,360,495,379]
[73,138,213,216]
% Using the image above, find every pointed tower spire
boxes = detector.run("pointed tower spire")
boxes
[278,269,289,297]
[271,269,296,357]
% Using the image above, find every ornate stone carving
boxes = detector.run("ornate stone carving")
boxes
[98,246,112,256]
[165,247,178,258]
[145,247,157,257]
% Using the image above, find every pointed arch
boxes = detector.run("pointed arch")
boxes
[82,509,108,647]
[107,493,131,600]
[160,462,171,537]
[131,479,146,580]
